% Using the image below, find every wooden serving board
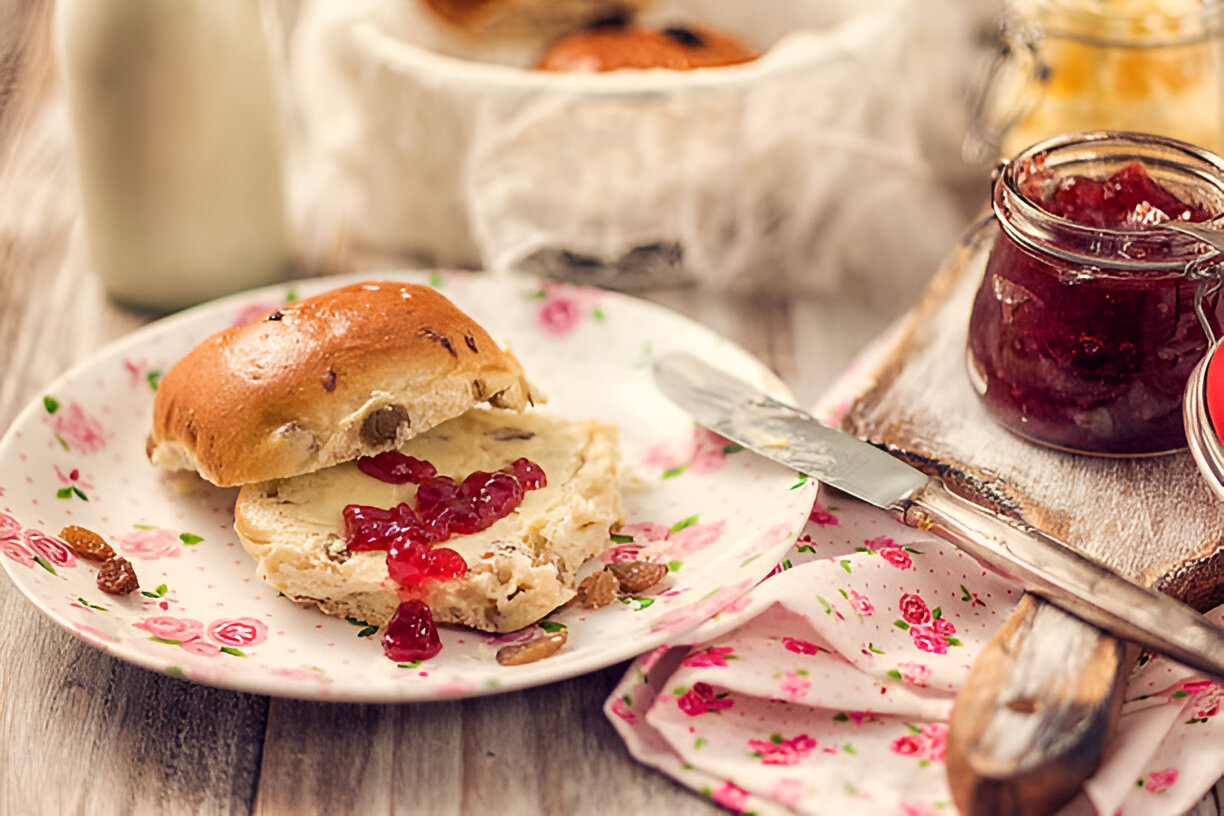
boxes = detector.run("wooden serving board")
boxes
[838,221,1224,814]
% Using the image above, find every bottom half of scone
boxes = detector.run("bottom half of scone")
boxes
[233,408,622,633]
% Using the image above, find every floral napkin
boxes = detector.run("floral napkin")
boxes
[605,485,1224,815]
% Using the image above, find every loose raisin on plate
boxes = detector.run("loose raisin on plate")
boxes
[496,631,567,666]
[576,569,619,608]
[97,557,139,595]
[607,561,669,594]
[60,525,116,562]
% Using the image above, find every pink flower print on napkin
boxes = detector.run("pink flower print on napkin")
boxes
[682,646,736,668]
[1177,680,1223,722]
[896,661,932,686]
[782,637,820,655]
[135,615,205,643]
[860,535,916,569]
[48,401,107,455]
[610,696,637,725]
[206,617,268,648]
[709,782,750,812]
[770,778,805,807]
[931,617,957,636]
[846,589,874,616]
[748,733,817,766]
[1144,768,1179,793]
[890,734,924,757]
[891,724,947,762]
[0,510,22,540]
[920,723,947,762]
[23,529,76,569]
[894,592,960,653]
[908,626,949,655]
[676,682,734,716]
[879,545,913,570]
[118,528,181,560]
[898,593,930,625]
[808,501,839,526]
[780,671,811,701]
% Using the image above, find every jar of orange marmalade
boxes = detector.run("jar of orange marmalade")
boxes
[969,0,1224,160]
[967,132,1224,455]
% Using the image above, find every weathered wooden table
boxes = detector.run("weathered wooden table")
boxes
[3,3,1221,813]
[0,4,913,812]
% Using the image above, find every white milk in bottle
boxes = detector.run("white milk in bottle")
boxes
[56,0,290,312]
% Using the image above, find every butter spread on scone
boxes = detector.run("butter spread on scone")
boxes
[235,407,621,633]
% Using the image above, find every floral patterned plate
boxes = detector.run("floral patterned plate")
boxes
[0,271,815,701]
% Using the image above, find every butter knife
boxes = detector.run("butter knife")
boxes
[653,352,1224,680]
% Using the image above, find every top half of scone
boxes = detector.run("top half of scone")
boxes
[146,281,537,487]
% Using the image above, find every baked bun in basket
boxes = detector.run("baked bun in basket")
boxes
[419,0,652,41]
[147,281,534,487]
[536,22,758,72]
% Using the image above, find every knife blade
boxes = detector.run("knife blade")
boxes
[653,352,1224,680]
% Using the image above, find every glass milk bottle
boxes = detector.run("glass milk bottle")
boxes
[56,0,290,313]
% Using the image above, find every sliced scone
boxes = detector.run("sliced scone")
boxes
[235,408,621,633]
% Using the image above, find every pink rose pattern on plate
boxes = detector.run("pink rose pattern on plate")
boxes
[135,615,268,657]
[605,484,1224,816]
[532,281,605,336]
[643,427,743,480]
[1,512,78,574]
[0,274,816,707]
[118,528,184,560]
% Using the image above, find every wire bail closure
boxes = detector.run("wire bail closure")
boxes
[1187,252,1224,344]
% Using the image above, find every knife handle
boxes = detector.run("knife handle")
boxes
[896,479,1224,681]
[945,594,1131,815]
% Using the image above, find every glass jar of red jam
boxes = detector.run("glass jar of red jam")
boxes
[967,131,1224,456]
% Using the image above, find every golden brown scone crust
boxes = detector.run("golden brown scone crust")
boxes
[535,23,757,72]
[148,281,534,486]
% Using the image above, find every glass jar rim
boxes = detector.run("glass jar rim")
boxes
[994,130,1224,275]
[1011,0,1224,46]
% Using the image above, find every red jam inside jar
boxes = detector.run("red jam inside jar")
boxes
[967,132,1224,455]
[344,451,548,661]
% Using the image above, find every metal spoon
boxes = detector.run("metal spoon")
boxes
[1163,220,1224,254]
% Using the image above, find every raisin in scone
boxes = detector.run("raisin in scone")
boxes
[235,408,620,633]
